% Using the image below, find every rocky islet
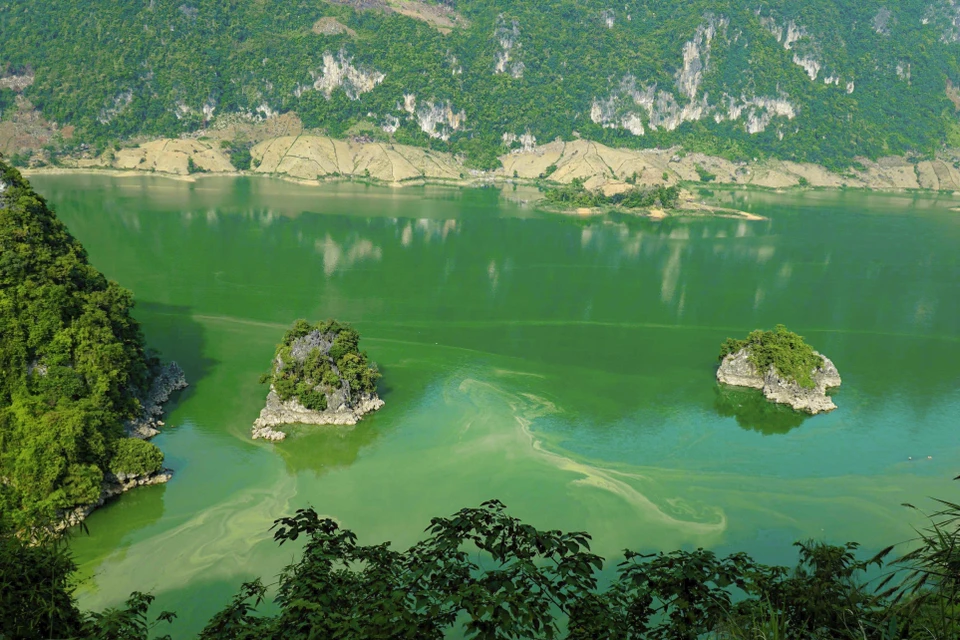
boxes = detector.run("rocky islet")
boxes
[252,325,384,442]
[717,348,841,414]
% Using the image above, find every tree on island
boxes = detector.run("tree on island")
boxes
[260,319,380,411]
[719,324,824,389]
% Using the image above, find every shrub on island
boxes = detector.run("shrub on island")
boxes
[261,319,380,407]
[541,179,681,210]
[719,324,824,389]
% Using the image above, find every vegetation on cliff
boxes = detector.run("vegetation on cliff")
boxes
[260,319,380,411]
[4,487,960,639]
[0,161,164,528]
[542,180,681,210]
[719,324,824,389]
[2,0,958,169]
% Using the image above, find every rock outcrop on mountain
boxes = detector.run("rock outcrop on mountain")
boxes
[56,362,187,530]
[5,1,960,177]
[56,469,173,533]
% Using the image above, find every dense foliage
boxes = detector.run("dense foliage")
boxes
[5,487,960,639]
[109,438,164,478]
[720,324,825,388]
[0,512,177,640]
[0,0,958,167]
[262,319,380,410]
[542,179,681,210]
[0,161,163,528]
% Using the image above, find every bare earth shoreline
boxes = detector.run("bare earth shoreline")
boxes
[21,133,960,218]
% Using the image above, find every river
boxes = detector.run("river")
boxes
[29,174,960,637]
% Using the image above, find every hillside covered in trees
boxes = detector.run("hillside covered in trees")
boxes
[0,161,168,529]
[1,0,959,169]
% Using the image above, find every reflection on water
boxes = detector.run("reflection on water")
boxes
[276,422,382,477]
[26,174,960,637]
[713,385,809,435]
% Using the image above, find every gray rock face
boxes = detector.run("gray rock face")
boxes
[126,361,189,439]
[251,330,384,441]
[717,348,841,414]
[57,469,172,533]
[252,390,384,441]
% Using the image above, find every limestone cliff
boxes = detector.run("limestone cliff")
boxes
[126,361,189,439]
[717,348,841,414]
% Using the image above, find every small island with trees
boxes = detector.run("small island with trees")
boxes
[540,179,681,213]
[251,320,383,442]
[717,325,841,414]
[539,180,766,220]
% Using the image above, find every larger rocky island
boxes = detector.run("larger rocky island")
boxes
[252,320,383,442]
[716,325,841,415]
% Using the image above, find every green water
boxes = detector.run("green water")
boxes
[29,175,960,637]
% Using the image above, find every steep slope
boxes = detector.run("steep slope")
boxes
[0,161,180,529]
[0,0,958,168]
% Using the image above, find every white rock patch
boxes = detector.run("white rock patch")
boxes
[493,15,525,79]
[300,50,384,100]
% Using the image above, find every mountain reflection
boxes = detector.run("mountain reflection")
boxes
[41,176,960,418]
[314,234,383,276]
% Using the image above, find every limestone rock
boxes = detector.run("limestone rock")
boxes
[56,469,172,533]
[125,361,189,439]
[717,348,841,414]
[252,390,384,441]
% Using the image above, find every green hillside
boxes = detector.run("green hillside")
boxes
[0,161,164,528]
[1,0,959,168]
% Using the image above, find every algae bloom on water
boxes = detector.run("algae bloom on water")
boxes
[251,319,383,441]
[717,325,841,415]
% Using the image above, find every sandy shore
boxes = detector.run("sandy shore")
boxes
[22,167,200,182]
[675,200,768,220]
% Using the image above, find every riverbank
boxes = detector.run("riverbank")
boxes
[57,362,188,532]
[21,128,960,195]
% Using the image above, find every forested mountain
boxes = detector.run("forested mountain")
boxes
[1,0,959,168]
[0,161,166,528]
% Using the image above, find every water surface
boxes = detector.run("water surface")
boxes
[29,175,960,637]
